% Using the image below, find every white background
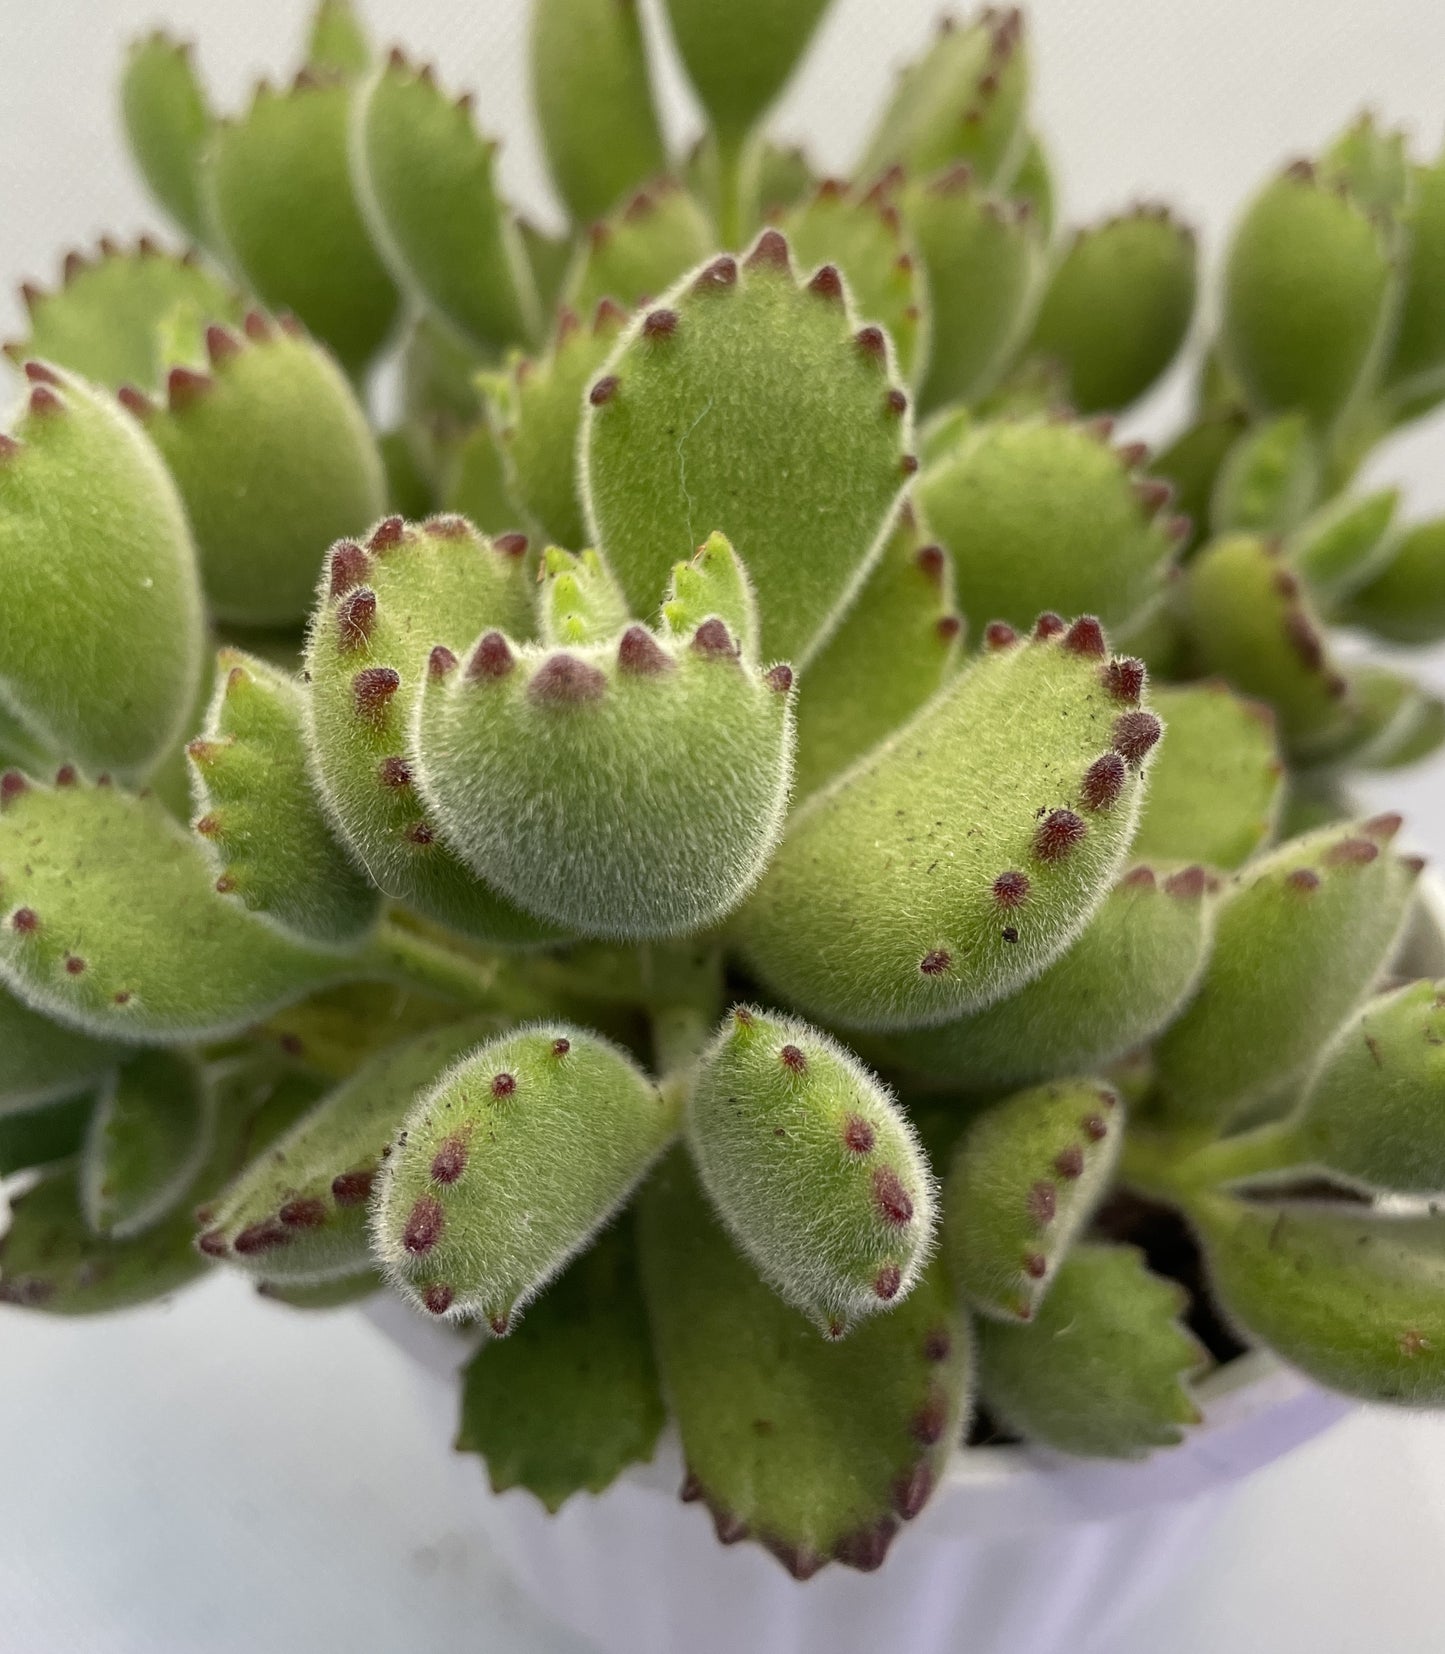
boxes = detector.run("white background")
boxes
[4,2,1445,1650]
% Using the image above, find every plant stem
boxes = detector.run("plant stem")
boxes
[1121,1118,1308,1202]
[360,920,508,1010]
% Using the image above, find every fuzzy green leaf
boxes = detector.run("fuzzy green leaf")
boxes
[859,11,1029,187]
[201,1017,496,1282]
[1150,405,1250,554]
[1294,979,1445,1195]
[188,649,380,946]
[205,77,400,376]
[536,547,632,647]
[372,1023,675,1328]
[781,180,930,386]
[687,1008,937,1338]
[1210,414,1320,537]
[1289,488,1399,605]
[661,0,830,147]
[456,1219,665,1510]
[1384,146,1445,411]
[0,1091,96,1178]
[303,514,562,946]
[530,0,667,224]
[742,617,1162,1029]
[944,1077,1123,1321]
[1184,532,1354,759]
[120,33,216,244]
[582,233,911,666]
[904,172,1042,412]
[141,313,385,624]
[1150,817,1420,1128]
[638,1150,972,1579]
[975,1242,1204,1456]
[485,303,630,552]
[80,1049,212,1238]
[562,181,716,318]
[355,54,539,354]
[1027,207,1197,413]
[1344,518,1445,644]
[1194,1195,1445,1404]
[0,366,204,781]
[414,536,795,937]
[881,863,1213,1093]
[0,984,124,1112]
[1131,682,1283,870]
[918,416,1178,636]
[1221,162,1396,429]
[305,0,370,78]
[9,242,240,394]
[790,507,960,800]
[0,775,360,1042]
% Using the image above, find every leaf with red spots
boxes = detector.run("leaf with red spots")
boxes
[943,1077,1123,1321]
[638,1151,971,1579]
[198,1019,495,1286]
[686,1007,936,1337]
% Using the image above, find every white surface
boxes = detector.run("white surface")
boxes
[5,1,1445,1651]
[4,1273,1445,1654]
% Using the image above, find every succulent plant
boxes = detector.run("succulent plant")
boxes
[4,0,1445,1585]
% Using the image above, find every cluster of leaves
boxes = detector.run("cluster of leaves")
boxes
[3,0,1445,1581]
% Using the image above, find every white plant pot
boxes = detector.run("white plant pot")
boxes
[363,1294,1351,1654]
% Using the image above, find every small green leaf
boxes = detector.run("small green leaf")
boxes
[1289,488,1399,606]
[1150,817,1420,1129]
[1210,414,1320,537]
[372,1023,676,1328]
[1294,979,1445,1195]
[781,180,930,386]
[943,1077,1123,1321]
[305,0,370,78]
[1345,518,1445,644]
[1131,682,1283,871]
[918,416,1178,636]
[687,1008,937,1338]
[456,1219,665,1510]
[1383,145,1445,412]
[790,506,960,801]
[8,241,241,394]
[0,775,359,1042]
[1221,160,1396,429]
[205,76,400,376]
[661,0,831,149]
[189,649,380,946]
[485,302,630,552]
[1028,207,1197,414]
[355,54,539,354]
[0,365,204,781]
[975,1243,1204,1457]
[303,514,563,946]
[141,313,386,625]
[530,0,667,224]
[81,1050,212,1238]
[1184,532,1354,760]
[859,11,1029,187]
[201,1018,496,1282]
[120,33,216,244]
[413,538,795,938]
[562,181,716,319]
[904,170,1043,412]
[0,983,124,1112]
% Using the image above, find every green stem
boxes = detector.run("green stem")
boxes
[714,127,754,249]
[1121,1118,1308,1202]
[360,921,509,1010]
[1176,1119,1310,1191]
